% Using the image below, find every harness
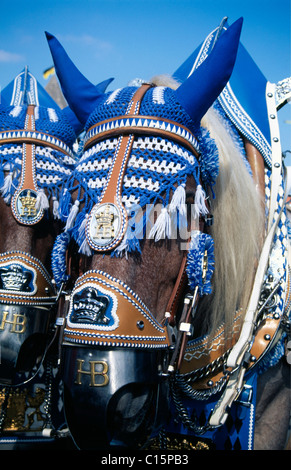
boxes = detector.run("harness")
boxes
[0,104,73,386]
[162,83,291,450]
[0,70,78,445]
[53,83,290,450]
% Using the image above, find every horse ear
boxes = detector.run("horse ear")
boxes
[175,17,243,124]
[45,32,113,125]
[60,78,115,135]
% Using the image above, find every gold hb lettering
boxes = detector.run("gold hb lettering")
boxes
[75,359,109,387]
[0,311,27,333]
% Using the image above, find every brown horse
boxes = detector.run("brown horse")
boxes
[47,17,290,450]
[0,68,79,447]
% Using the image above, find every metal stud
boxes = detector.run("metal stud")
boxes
[264,334,271,341]
[207,380,213,387]
[137,320,144,330]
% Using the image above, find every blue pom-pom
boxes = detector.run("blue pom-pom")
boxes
[186,231,215,295]
[197,127,219,191]
[51,231,71,287]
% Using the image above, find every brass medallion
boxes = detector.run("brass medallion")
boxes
[86,203,122,250]
[11,189,43,225]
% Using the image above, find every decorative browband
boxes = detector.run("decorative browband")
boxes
[0,251,56,306]
[83,115,200,156]
[63,270,170,349]
[0,129,74,158]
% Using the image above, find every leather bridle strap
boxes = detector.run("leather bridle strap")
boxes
[85,84,153,252]
[9,105,46,225]
[164,253,188,326]
[83,115,200,157]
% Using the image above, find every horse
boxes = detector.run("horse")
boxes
[46,17,291,450]
[0,67,80,448]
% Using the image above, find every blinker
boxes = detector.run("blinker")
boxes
[0,252,57,385]
[0,303,55,385]
[60,270,170,448]
[61,346,169,449]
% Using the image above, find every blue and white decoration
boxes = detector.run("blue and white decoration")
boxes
[54,86,219,259]
[186,230,215,296]
[67,282,119,331]
[0,260,37,295]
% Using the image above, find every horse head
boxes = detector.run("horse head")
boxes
[0,68,79,386]
[46,18,249,449]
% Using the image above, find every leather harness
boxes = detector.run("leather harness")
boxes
[59,83,289,449]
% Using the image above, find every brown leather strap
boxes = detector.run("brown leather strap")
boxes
[91,84,154,207]
[21,105,38,191]
[84,115,199,156]
[86,84,153,252]
[0,133,73,158]
[10,105,46,225]
[244,138,265,204]
[165,254,188,326]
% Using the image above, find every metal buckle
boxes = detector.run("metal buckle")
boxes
[236,384,253,408]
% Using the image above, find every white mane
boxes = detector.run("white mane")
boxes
[151,75,264,338]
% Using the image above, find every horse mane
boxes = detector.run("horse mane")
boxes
[150,75,264,339]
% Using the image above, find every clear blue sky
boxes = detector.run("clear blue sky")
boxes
[0,0,290,155]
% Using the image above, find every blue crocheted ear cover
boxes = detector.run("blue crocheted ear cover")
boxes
[0,104,77,148]
[53,85,219,265]
[0,103,77,209]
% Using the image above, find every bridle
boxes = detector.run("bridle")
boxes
[60,83,206,350]
[0,104,72,385]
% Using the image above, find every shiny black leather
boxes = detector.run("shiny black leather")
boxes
[62,345,170,449]
[0,303,55,385]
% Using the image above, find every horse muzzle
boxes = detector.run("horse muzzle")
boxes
[61,270,171,449]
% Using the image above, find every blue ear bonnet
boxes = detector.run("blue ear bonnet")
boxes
[85,86,197,135]
[0,104,77,150]
[53,83,219,263]
[0,102,77,210]
[84,84,219,190]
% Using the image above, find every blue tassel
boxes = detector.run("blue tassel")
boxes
[186,230,215,295]
[197,127,219,191]
[58,188,72,219]
[51,231,71,287]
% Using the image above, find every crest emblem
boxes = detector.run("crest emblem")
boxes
[86,203,123,250]
[0,262,37,294]
[11,189,44,225]
[67,282,119,331]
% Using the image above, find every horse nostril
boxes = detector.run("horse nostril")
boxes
[136,320,144,330]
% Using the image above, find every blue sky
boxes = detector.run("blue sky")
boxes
[0,0,290,156]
